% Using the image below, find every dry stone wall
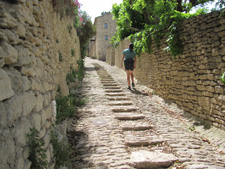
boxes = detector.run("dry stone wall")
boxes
[0,0,80,168]
[109,11,225,129]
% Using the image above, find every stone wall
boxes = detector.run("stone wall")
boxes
[0,0,80,168]
[109,11,225,129]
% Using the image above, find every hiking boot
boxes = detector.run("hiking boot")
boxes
[132,82,135,88]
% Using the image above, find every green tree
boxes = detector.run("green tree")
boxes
[111,0,224,56]
[76,11,96,58]
[101,11,111,16]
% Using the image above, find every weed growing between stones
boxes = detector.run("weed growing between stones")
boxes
[66,59,84,84]
[56,58,85,124]
[50,129,73,168]
[58,51,63,62]
[27,128,48,169]
[55,95,76,124]
[221,72,225,88]
[71,48,75,56]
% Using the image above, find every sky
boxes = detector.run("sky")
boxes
[78,0,123,23]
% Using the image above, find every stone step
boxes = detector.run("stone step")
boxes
[103,86,121,89]
[101,79,115,82]
[121,122,154,131]
[125,139,164,147]
[101,81,117,84]
[109,101,133,106]
[112,106,138,112]
[107,97,130,101]
[106,93,126,96]
[114,113,145,120]
[103,83,119,86]
[129,150,178,169]
[105,89,123,93]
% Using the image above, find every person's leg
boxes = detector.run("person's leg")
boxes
[130,70,135,87]
[130,71,134,83]
[126,70,131,88]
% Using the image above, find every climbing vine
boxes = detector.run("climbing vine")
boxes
[111,0,224,56]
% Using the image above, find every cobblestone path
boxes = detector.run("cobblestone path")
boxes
[71,58,225,169]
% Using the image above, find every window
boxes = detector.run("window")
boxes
[104,23,108,28]
[105,35,108,40]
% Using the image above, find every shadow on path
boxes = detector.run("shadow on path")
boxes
[85,66,99,72]
[129,88,148,96]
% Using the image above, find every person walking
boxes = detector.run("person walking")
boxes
[121,43,136,89]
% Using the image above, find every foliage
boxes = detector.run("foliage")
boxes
[71,48,75,56]
[111,0,222,56]
[221,72,225,85]
[52,0,81,27]
[27,128,48,169]
[76,11,96,58]
[56,59,85,123]
[101,11,111,16]
[215,0,225,17]
[67,25,72,34]
[50,129,73,168]
[55,92,86,124]
[58,51,63,62]
[55,95,75,124]
[66,59,84,83]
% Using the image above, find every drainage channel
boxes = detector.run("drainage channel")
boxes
[93,63,179,169]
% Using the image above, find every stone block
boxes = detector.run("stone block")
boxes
[0,102,7,128]
[0,13,17,28]
[35,93,44,112]
[22,76,31,91]
[0,133,16,168]
[196,85,205,91]
[129,150,178,169]
[3,29,20,45]
[31,78,43,92]
[15,45,32,66]
[31,112,42,131]
[13,120,31,146]
[215,86,224,94]
[0,59,4,67]
[22,91,36,116]
[2,42,18,64]
[15,23,26,38]
[45,103,54,120]
[0,46,6,59]
[198,96,211,111]
[21,67,36,77]
[206,86,215,93]
[0,69,14,101]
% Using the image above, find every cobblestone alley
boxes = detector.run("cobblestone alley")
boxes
[70,57,225,169]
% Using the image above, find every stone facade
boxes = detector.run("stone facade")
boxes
[108,11,225,129]
[91,13,117,60]
[0,0,80,168]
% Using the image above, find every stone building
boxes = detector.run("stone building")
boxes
[89,13,117,60]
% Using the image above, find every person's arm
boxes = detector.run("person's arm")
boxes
[121,53,125,68]
[134,55,136,69]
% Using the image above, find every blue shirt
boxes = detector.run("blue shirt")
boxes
[123,49,136,60]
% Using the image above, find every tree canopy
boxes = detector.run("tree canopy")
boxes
[76,11,96,58]
[111,0,225,56]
